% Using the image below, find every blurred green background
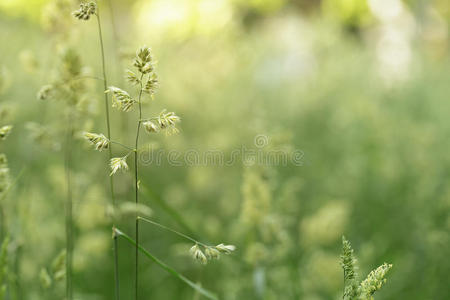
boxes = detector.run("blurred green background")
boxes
[1,0,450,299]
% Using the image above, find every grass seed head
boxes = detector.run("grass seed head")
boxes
[0,125,12,140]
[341,236,357,281]
[358,263,393,298]
[143,121,159,133]
[110,157,129,176]
[143,73,159,97]
[134,46,155,74]
[190,244,208,265]
[106,86,136,112]
[157,110,180,135]
[84,132,110,151]
[72,1,97,21]
[215,243,236,254]
[126,70,141,86]
[205,247,221,260]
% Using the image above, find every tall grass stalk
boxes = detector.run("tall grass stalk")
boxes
[83,45,226,297]
[95,4,120,299]
[134,74,144,300]
[64,111,74,300]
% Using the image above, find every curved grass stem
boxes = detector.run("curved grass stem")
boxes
[137,216,209,248]
[110,140,135,151]
[114,228,218,300]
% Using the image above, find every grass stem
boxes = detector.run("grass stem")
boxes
[64,111,74,300]
[96,6,120,300]
[134,74,144,300]
[114,228,218,300]
[137,216,209,248]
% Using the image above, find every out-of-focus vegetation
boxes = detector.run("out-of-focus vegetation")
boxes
[1,0,450,299]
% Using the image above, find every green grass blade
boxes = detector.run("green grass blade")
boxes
[114,228,218,300]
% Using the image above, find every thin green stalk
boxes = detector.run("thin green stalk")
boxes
[64,111,74,300]
[110,140,135,151]
[137,217,208,248]
[105,0,130,138]
[134,74,144,300]
[105,0,121,78]
[106,0,119,49]
[114,228,218,300]
[95,6,120,300]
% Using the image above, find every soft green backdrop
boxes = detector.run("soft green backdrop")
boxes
[0,0,449,299]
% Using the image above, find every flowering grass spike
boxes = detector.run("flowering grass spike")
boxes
[190,244,208,265]
[106,86,136,112]
[84,132,110,151]
[72,1,96,20]
[189,242,236,264]
[0,125,12,140]
[133,46,155,74]
[110,157,129,176]
[359,263,393,299]
[143,73,159,97]
[143,121,159,133]
[341,236,392,300]
[157,110,180,135]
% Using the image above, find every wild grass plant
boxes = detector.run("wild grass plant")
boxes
[72,2,120,298]
[74,1,235,299]
[82,38,234,300]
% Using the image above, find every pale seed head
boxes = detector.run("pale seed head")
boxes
[143,121,159,133]
[110,157,129,176]
[84,132,110,151]
[205,247,221,260]
[0,125,13,140]
[215,243,236,254]
[157,109,180,135]
[106,86,136,112]
[190,244,208,265]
